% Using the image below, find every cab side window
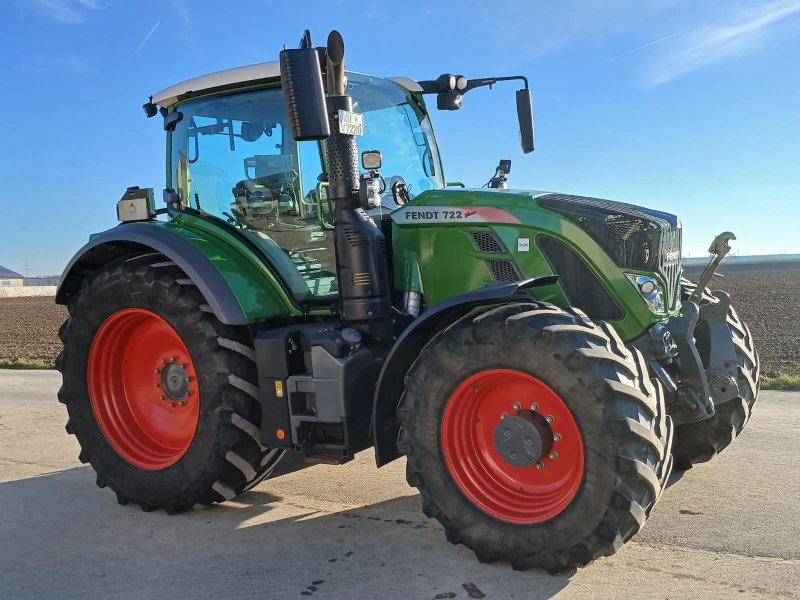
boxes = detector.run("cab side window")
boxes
[170,89,337,301]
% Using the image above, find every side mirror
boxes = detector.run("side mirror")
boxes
[515,89,535,154]
[437,91,463,111]
[279,47,330,141]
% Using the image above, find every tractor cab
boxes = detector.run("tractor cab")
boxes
[162,69,444,301]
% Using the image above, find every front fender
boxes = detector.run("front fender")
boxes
[57,221,297,325]
[371,275,558,466]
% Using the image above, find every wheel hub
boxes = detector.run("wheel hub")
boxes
[161,361,189,401]
[493,411,553,468]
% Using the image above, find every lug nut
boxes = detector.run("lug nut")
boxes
[531,403,539,411]
[154,382,161,388]
[536,462,544,470]
[160,394,166,401]
[187,391,194,397]
[187,376,194,382]
[182,363,188,369]
[179,400,186,406]
[161,358,167,364]
[154,368,161,374]
[546,415,555,423]
[513,402,521,410]
[549,451,558,460]
[501,412,508,419]
[170,402,176,408]
[171,356,178,362]
[553,434,562,442]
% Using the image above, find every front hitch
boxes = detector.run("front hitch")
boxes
[688,231,735,303]
[640,231,742,426]
[664,303,715,424]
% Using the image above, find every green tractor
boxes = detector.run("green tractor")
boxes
[56,30,759,572]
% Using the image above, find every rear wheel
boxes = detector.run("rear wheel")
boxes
[56,254,284,512]
[398,303,673,572]
[672,278,760,469]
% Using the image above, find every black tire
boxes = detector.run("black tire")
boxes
[56,254,284,513]
[672,278,760,470]
[397,302,673,572]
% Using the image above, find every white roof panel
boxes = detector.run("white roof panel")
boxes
[152,62,423,108]
[152,62,282,107]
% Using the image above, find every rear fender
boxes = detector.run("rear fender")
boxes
[371,276,558,466]
[56,223,295,325]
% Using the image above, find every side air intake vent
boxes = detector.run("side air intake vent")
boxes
[485,259,521,282]
[537,236,623,320]
[468,231,506,253]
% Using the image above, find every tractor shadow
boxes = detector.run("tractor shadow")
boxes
[0,463,575,599]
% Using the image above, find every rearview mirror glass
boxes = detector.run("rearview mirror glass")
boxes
[515,89,535,154]
[279,48,330,141]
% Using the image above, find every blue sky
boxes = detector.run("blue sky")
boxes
[1,0,798,275]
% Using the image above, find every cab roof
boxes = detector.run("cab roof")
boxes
[152,60,423,108]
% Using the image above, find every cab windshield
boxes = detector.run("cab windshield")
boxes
[168,73,443,302]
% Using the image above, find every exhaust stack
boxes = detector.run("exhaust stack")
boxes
[280,30,392,343]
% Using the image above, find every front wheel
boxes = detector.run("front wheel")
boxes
[397,303,673,572]
[57,254,284,513]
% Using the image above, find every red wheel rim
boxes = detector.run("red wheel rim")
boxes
[441,369,584,524]
[88,308,200,470]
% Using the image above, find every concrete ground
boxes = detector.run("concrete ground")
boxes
[0,370,798,599]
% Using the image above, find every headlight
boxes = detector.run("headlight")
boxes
[626,274,665,313]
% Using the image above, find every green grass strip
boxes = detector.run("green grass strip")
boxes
[760,374,800,391]
[0,358,54,370]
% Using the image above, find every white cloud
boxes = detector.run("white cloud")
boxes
[33,0,108,24]
[646,1,800,86]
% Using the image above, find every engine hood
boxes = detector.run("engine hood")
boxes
[391,187,679,232]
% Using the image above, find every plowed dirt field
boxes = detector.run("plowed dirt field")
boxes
[0,269,797,375]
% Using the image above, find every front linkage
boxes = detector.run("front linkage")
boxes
[633,232,747,428]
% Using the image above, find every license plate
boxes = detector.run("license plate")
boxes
[338,110,364,136]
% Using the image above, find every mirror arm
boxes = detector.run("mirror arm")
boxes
[462,75,529,93]
[418,74,529,95]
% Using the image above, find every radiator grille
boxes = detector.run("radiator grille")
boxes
[659,227,682,308]
[536,192,682,309]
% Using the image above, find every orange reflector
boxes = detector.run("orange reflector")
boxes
[276,429,286,440]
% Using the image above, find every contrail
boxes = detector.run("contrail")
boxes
[133,20,160,57]
[606,30,684,61]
